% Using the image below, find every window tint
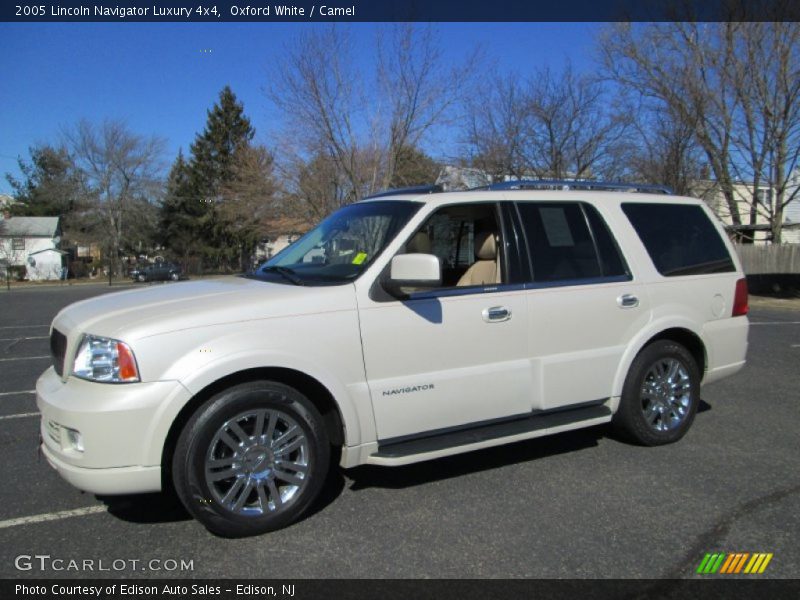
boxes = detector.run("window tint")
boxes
[584,204,628,277]
[517,202,623,283]
[622,203,735,276]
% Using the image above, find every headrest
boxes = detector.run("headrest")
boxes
[475,231,496,260]
[407,231,431,254]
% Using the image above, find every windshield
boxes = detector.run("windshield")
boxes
[251,200,422,286]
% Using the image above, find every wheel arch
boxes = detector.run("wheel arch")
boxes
[612,322,707,401]
[160,367,346,493]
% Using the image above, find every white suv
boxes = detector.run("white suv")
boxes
[38,182,749,537]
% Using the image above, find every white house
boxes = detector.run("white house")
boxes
[784,170,800,244]
[0,216,65,281]
[692,179,800,244]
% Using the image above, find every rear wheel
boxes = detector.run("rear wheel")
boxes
[613,340,700,446]
[172,381,330,537]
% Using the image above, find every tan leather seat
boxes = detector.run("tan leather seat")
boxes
[457,231,499,286]
[406,231,431,254]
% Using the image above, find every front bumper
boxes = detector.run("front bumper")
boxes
[40,443,162,495]
[36,367,192,495]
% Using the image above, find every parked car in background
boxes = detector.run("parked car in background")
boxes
[129,262,183,282]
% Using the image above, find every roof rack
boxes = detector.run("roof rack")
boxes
[479,179,674,195]
[363,184,443,199]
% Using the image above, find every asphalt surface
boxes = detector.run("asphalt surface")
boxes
[0,282,798,579]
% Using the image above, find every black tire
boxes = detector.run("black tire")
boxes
[612,340,700,446]
[170,272,180,281]
[172,381,330,537]
[137,273,146,282]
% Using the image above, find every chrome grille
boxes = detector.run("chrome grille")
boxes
[50,328,67,376]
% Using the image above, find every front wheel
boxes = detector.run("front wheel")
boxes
[137,273,146,282]
[172,381,330,537]
[170,271,180,281]
[613,340,700,446]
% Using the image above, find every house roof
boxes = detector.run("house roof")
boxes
[0,216,61,238]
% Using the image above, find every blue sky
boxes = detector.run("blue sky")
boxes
[0,22,601,194]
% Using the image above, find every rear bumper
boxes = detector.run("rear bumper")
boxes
[702,316,749,385]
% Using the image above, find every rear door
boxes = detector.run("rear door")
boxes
[515,201,652,410]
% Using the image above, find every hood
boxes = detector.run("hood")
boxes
[52,277,356,342]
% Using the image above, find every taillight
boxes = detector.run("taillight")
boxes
[732,277,749,317]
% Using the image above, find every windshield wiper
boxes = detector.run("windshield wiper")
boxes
[262,266,305,286]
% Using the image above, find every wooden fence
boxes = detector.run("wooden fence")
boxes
[734,244,800,274]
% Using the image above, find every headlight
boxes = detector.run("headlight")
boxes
[72,335,140,383]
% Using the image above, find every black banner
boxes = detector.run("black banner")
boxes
[3,579,800,600]
[3,0,800,23]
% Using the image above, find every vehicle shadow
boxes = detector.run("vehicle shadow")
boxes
[345,399,714,492]
[95,401,713,526]
[96,492,192,524]
[344,424,606,492]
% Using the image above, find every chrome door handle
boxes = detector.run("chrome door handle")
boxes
[618,294,639,308]
[482,306,511,322]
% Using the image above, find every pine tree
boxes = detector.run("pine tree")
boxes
[189,86,258,271]
[6,145,84,219]
[159,150,203,265]
[160,87,273,272]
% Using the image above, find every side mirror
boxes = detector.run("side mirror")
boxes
[384,253,441,297]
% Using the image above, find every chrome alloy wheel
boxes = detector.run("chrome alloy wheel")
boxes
[204,409,309,516]
[640,358,693,432]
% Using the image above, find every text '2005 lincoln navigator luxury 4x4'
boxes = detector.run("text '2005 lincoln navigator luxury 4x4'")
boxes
[38,181,749,537]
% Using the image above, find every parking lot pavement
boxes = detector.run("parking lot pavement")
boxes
[0,284,798,579]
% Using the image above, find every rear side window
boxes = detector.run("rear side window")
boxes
[516,202,629,283]
[622,203,735,276]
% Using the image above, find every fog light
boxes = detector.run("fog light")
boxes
[64,428,84,453]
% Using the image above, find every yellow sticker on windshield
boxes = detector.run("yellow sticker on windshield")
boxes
[352,252,368,265]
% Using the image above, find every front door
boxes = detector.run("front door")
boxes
[357,202,532,441]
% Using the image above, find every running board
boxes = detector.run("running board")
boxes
[372,404,611,460]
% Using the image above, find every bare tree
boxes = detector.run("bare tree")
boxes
[375,25,477,189]
[463,65,626,182]
[625,100,706,195]
[601,17,800,242]
[269,26,365,211]
[463,73,531,181]
[268,25,476,216]
[601,23,742,226]
[727,22,800,242]
[64,119,165,281]
[524,64,627,180]
[217,145,278,270]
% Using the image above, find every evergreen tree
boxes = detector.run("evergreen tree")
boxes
[193,87,255,270]
[390,146,440,188]
[159,150,203,263]
[159,86,275,272]
[190,85,255,201]
[6,145,84,219]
